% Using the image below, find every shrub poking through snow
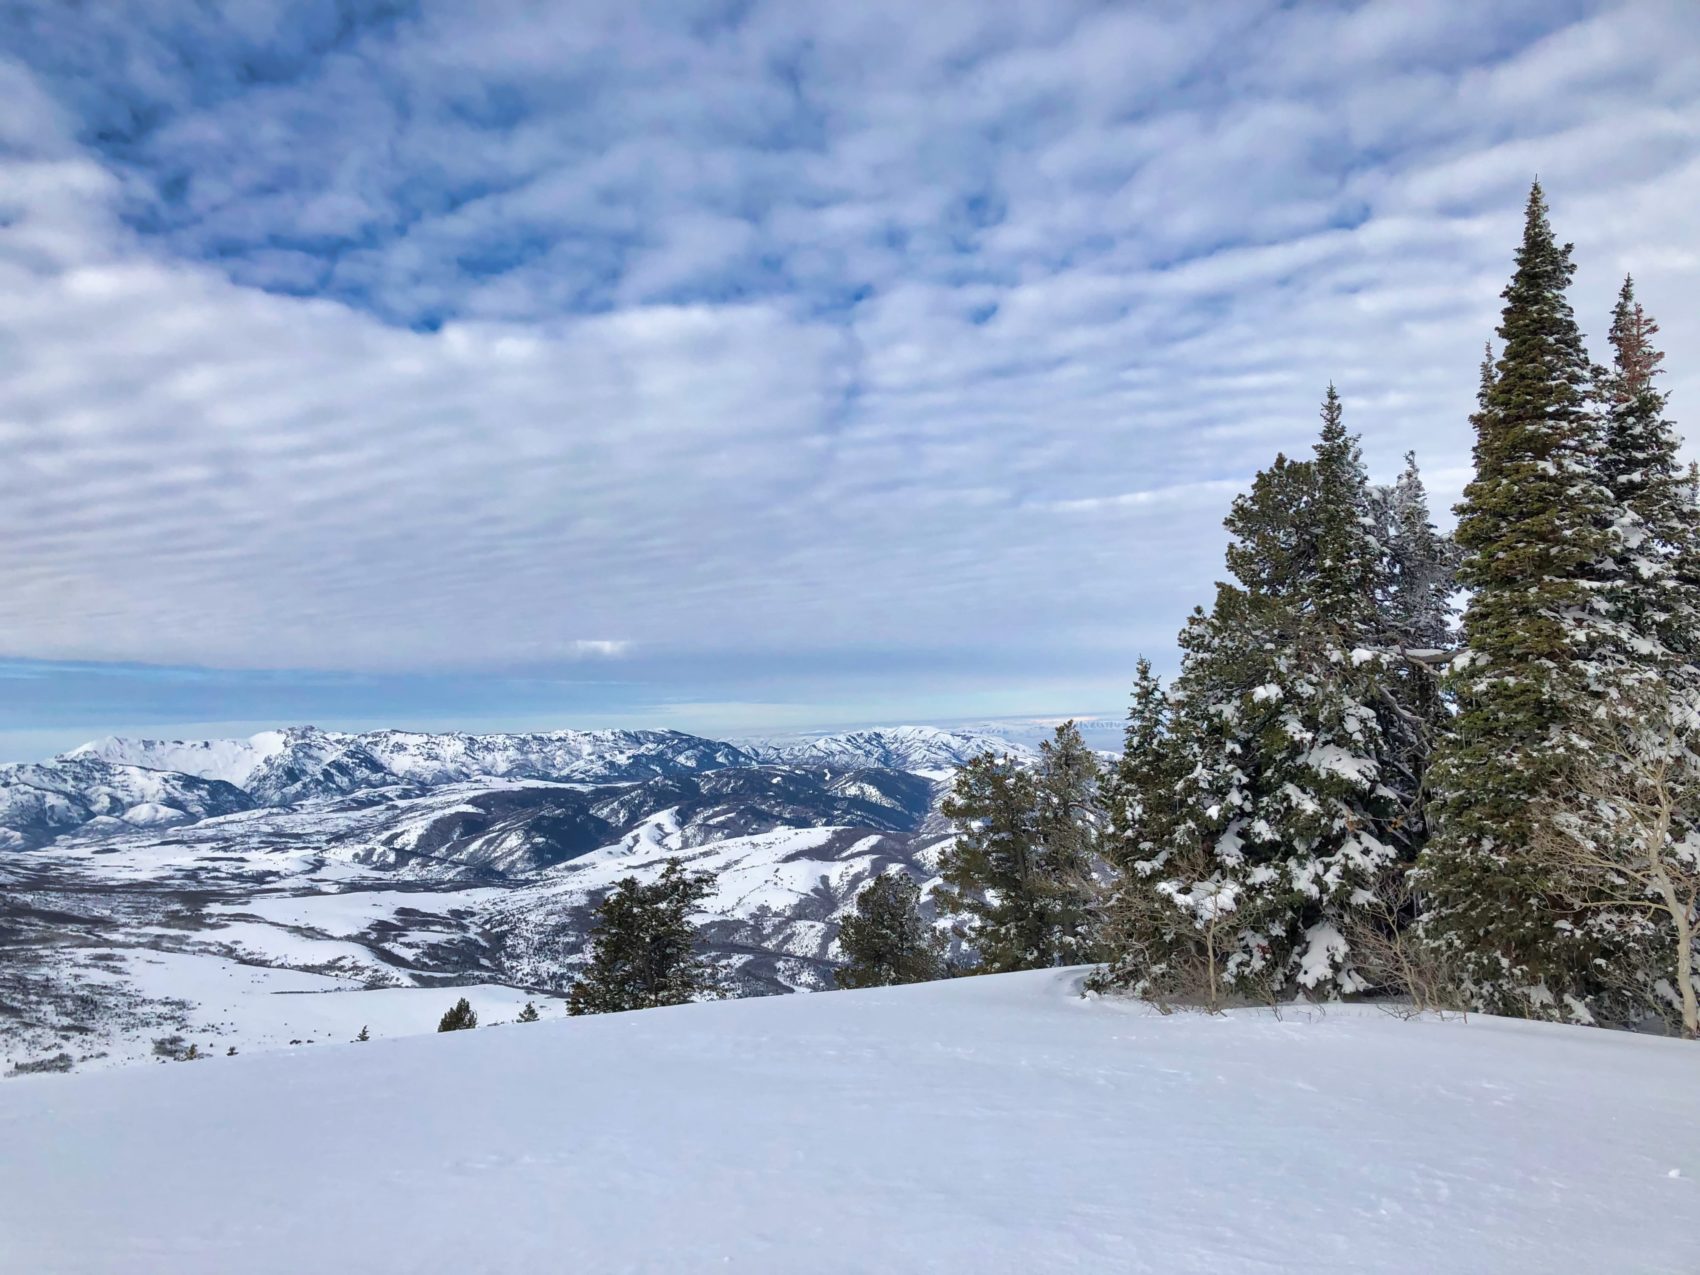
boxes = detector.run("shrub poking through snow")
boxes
[438,998,478,1032]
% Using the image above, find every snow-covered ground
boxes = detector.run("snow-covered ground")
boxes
[2,968,1694,1274]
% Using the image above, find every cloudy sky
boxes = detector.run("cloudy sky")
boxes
[3,0,1698,759]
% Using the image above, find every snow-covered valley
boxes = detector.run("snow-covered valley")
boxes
[0,725,999,1072]
[2,967,1694,1273]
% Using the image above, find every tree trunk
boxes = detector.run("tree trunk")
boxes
[1674,896,1697,1041]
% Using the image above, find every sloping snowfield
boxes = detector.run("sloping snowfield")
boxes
[1,969,1695,1273]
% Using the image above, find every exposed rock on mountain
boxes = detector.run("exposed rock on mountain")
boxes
[0,758,257,850]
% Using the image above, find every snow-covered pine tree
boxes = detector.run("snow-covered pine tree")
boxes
[1312,385,1382,630]
[1598,276,1700,676]
[1575,276,1700,1032]
[1373,452,1458,653]
[516,1002,541,1023]
[1033,720,1109,963]
[935,752,1045,972]
[1367,452,1457,851]
[1093,659,1186,992]
[1107,390,1414,1001]
[1104,658,1171,874]
[568,860,720,1015]
[835,871,947,989]
[935,724,1104,972]
[1417,182,1622,1022]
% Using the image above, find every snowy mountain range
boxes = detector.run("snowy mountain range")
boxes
[65,725,758,807]
[745,724,1036,772]
[0,723,1021,1073]
[0,757,256,851]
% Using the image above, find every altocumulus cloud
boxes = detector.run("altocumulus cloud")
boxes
[1,0,1698,703]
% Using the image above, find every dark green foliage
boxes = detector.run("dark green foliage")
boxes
[1104,658,1172,875]
[516,1002,541,1023]
[1312,384,1382,631]
[1599,276,1700,673]
[935,723,1105,973]
[1419,183,1624,1019]
[226,1046,238,1056]
[568,859,720,1015]
[438,998,478,1032]
[1032,721,1107,962]
[1103,390,1427,1000]
[354,1025,370,1042]
[835,872,947,989]
[936,752,1044,973]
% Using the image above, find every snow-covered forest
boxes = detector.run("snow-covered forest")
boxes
[922,183,1700,1040]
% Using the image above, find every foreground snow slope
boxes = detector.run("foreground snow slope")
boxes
[2,971,1695,1275]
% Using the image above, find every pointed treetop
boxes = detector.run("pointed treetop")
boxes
[1609,274,1664,400]
[1124,657,1164,753]
[1502,179,1578,321]
[1313,383,1362,477]
[1477,342,1495,399]
[1519,180,1553,255]
[1319,382,1344,442]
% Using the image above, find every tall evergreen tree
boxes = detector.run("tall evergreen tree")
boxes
[1105,658,1171,875]
[1598,275,1700,674]
[835,872,947,989]
[1417,182,1622,1020]
[1096,658,1191,992]
[1579,276,1700,1030]
[1105,391,1415,1000]
[935,751,1044,973]
[1312,384,1381,631]
[1367,452,1456,850]
[1031,720,1107,963]
[568,860,720,1015]
[935,723,1104,972]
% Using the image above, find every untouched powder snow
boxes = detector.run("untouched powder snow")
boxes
[1,971,1695,1274]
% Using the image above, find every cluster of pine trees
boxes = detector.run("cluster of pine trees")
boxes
[915,183,1698,1039]
[832,721,1113,990]
[1087,182,1699,1036]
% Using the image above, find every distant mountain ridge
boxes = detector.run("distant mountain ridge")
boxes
[65,726,757,807]
[1,723,1026,1067]
[0,758,255,850]
[747,725,1034,771]
[0,724,1028,852]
